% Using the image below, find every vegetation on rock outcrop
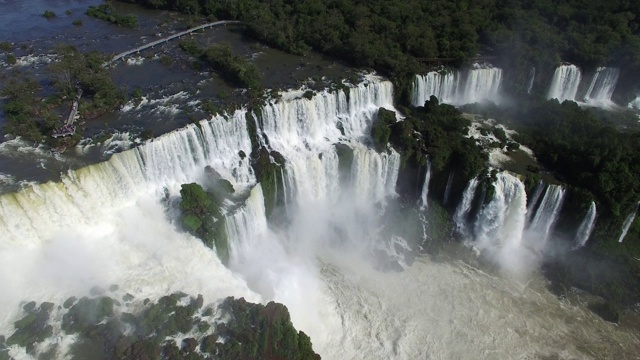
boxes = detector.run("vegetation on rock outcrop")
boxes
[1,293,320,359]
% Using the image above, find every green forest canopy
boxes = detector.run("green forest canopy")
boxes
[118,0,640,78]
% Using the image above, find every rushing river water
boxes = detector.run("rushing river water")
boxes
[1,2,639,359]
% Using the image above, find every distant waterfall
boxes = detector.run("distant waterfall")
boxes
[419,160,431,209]
[527,67,536,94]
[473,173,527,252]
[583,67,619,104]
[628,95,640,110]
[574,201,597,248]
[411,71,459,106]
[618,203,639,243]
[547,65,582,102]
[412,64,502,106]
[527,184,566,249]
[443,172,454,205]
[453,177,479,237]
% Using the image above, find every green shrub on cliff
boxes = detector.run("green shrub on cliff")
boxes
[371,108,396,151]
[179,182,232,264]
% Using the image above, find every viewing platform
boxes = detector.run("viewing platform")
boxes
[104,20,242,66]
[52,88,82,138]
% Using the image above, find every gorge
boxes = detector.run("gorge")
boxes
[1,73,639,358]
[1,0,640,359]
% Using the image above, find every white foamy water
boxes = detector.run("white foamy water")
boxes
[472,172,533,274]
[0,112,258,339]
[453,177,479,237]
[574,201,597,248]
[548,65,582,102]
[1,77,638,359]
[526,184,566,250]
[547,65,621,109]
[412,64,502,106]
[618,204,639,243]
[583,67,619,106]
[320,256,640,360]
[126,56,145,65]
[419,160,431,209]
[120,91,190,114]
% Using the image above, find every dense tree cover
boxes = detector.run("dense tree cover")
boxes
[217,297,320,359]
[464,99,640,221]
[86,4,138,28]
[462,98,640,314]
[1,77,57,143]
[486,0,640,94]
[389,96,487,180]
[120,0,640,93]
[1,45,126,144]
[48,45,126,116]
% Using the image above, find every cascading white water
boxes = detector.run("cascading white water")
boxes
[419,160,431,210]
[453,177,479,237]
[351,146,400,205]
[259,75,397,206]
[221,75,406,350]
[411,71,459,106]
[462,65,503,104]
[618,204,638,243]
[472,172,530,273]
[443,172,454,205]
[527,67,536,94]
[574,201,597,248]
[0,73,637,359]
[526,184,566,250]
[547,64,582,102]
[583,67,619,105]
[525,181,544,224]
[0,112,261,336]
[411,64,502,106]
[627,95,640,110]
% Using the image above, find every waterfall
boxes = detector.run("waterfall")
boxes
[547,65,582,102]
[419,160,431,209]
[0,112,254,246]
[462,65,503,104]
[473,173,527,257]
[628,95,640,110]
[259,75,397,205]
[412,64,502,106]
[0,110,260,321]
[526,184,566,250]
[351,146,400,205]
[574,201,597,248]
[411,71,459,106]
[583,67,619,104]
[525,181,545,224]
[0,74,403,342]
[443,172,454,205]
[527,67,536,94]
[618,204,639,243]
[453,177,479,237]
